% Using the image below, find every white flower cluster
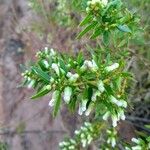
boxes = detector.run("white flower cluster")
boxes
[74,122,94,148]
[66,72,79,83]
[22,70,36,89]
[86,0,108,13]
[107,129,117,148]
[103,107,126,127]
[125,138,150,150]
[102,95,127,127]
[80,59,98,72]
[59,139,76,150]
[78,80,105,116]
[110,95,127,108]
[105,63,119,72]
[36,47,56,58]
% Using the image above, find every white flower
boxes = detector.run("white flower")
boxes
[48,98,55,107]
[81,139,87,148]
[68,146,75,150]
[117,100,127,108]
[49,90,59,107]
[91,90,101,102]
[87,134,93,144]
[85,60,93,68]
[101,0,108,6]
[67,72,79,83]
[81,60,98,72]
[86,7,90,13]
[131,138,140,144]
[118,109,126,120]
[50,48,56,56]
[78,100,87,115]
[103,111,110,120]
[84,122,91,127]
[112,115,118,127]
[63,87,72,104]
[43,60,49,68]
[75,130,80,135]
[85,103,94,116]
[52,63,60,75]
[91,0,101,5]
[91,59,99,71]
[105,63,119,72]
[50,77,55,83]
[66,72,72,78]
[132,146,142,150]
[44,47,49,54]
[110,95,118,104]
[27,79,35,89]
[97,80,105,93]
[111,137,116,147]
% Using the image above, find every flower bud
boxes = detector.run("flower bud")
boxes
[49,90,59,107]
[91,90,101,102]
[50,48,56,56]
[112,115,118,127]
[105,63,119,72]
[63,86,72,104]
[101,0,108,6]
[78,100,87,115]
[42,60,49,68]
[85,103,94,116]
[67,72,79,83]
[111,137,116,147]
[44,47,49,55]
[97,80,105,93]
[50,77,55,83]
[27,79,35,89]
[52,63,60,75]
[91,59,98,71]
[103,111,110,120]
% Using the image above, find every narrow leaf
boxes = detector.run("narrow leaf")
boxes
[79,14,92,26]
[90,28,102,39]
[31,85,51,99]
[77,21,98,39]
[32,67,50,83]
[103,31,110,46]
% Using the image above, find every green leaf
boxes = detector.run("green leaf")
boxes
[117,25,131,33]
[53,91,61,117]
[103,31,110,46]
[79,14,92,26]
[31,85,51,99]
[69,95,77,112]
[59,58,68,73]
[90,28,102,39]
[77,21,98,39]
[32,67,50,83]
[118,39,127,48]
[77,51,84,65]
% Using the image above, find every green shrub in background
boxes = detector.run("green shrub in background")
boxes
[0,142,8,150]
[22,0,150,149]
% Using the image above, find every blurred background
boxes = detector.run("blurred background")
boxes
[0,0,149,149]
